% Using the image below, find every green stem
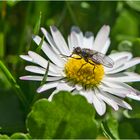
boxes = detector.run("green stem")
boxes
[30,61,50,107]
[0,61,28,108]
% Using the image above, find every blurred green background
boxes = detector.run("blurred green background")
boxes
[0,1,140,139]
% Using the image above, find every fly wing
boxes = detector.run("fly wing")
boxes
[91,51,114,68]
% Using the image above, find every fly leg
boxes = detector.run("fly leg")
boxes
[60,54,82,59]
[77,63,87,74]
[60,54,72,58]
[87,60,96,79]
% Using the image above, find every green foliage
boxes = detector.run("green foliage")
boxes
[106,115,119,139]
[132,39,140,57]
[119,122,139,139]
[0,33,4,58]
[125,101,140,119]
[118,40,132,52]
[0,134,10,139]
[27,91,98,139]
[101,113,119,139]
[0,1,140,139]
[0,60,27,107]
[101,123,113,139]
[126,1,140,12]
[10,132,31,139]
[112,10,139,42]
[33,12,42,35]
[0,133,31,139]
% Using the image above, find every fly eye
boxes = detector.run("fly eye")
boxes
[76,47,81,52]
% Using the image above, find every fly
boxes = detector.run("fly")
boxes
[72,47,114,68]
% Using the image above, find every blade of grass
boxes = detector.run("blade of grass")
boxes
[41,60,50,86]
[0,60,28,107]
[30,60,50,106]
[34,11,42,35]
[36,35,44,53]
[101,123,113,140]
[0,33,4,58]
[27,11,42,52]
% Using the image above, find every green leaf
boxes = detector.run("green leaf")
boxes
[10,132,31,139]
[125,101,140,119]
[0,85,26,134]
[27,91,98,139]
[112,10,139,42]
[119,122,139,139]
[0,134,10,139]
[126,1,140,12]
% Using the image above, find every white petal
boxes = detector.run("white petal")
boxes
[104,74,140,83]
[105,52,132,73]
[100,38,110,54]
[102,79,140,100]
[37,82,58,93]
[68,35,73,52]
[80,90,106,115]
[127,94,140,101]
[69,32,79,49]
[20,75,63,82]
[83,32,94,49]
[125,71,140,76]
[25,65,46,74]
[108,52,132,61]
[99,84,127,98]
[57,82,74,91]
[41,27,60,54]
[105,57,127,73]
[107,57,140,74]
[47,76,63,81]
[99,91,132,110]
[92,90,106,115]
[25,65,62,76]
[20,55,32,62]
[28,51,48,68]
[102,78,138,93]
[75,85,83,91]
[93,25,110,52]
[97,89,119,111]
[50,26,70,56]
[79,90,93,104]
[33,35,65,67]
[71,26,83,48]
[28,51,63,73]
[20,75,43,81]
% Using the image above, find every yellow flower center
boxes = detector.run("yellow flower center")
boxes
[64,55,105,89]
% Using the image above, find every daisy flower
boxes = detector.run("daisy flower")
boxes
[20,25,140,115]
